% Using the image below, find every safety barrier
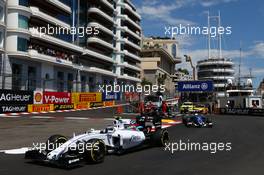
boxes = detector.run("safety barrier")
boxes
[0,89,117,114]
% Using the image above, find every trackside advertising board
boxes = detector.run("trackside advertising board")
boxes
[0,104,28,113]
[102,92,120,101]
[33,91,72,105]
[178,81,214,92]
[43,92,71,104]
[0,90,33,105]
[72,93,102,103]
[28,104,54,112]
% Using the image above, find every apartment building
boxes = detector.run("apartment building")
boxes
[0,0,6,89]
[115,0,142,85]
[141,37,181,96]
[1,0,142,92]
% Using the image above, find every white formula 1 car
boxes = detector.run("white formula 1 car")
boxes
[25,116,169,168]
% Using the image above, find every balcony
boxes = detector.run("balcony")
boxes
[30,7,70,29]
[76,65,116,77]
[117,14,141,31]
[88,22,113,36]
[200,76,235,80]
[117,1,141,20]
[46,0,72,14]
[118,74,141,82]
[83,49,114,63]
[88,7,114,24]
[118,62,141,72]
[87,37,114,50]
[198,68,235,73]
[29,49,73,67]
[89,67,116,77]
[29,28,83,53]
[123,50,141,62]
[100,0,114,11]
[119,26,141,41]
[7,5,32,15]
[123,38,141,51]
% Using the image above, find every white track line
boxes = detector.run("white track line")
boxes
[31,116,55,119]
[65,117,90,120]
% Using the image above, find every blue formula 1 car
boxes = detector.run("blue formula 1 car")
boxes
[182,114,213,128]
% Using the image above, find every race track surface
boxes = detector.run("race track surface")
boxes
[0,111,263,175]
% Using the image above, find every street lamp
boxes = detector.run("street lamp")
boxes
[184,55,196,80]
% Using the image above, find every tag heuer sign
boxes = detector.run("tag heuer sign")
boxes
[178,81,214,92]
[0,90,33,104]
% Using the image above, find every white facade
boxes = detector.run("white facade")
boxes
[0,0,6,89]
[1,0,142,92]
[115,0,142,84]
[197,58,235,97]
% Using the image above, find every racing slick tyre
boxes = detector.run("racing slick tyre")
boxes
[84,139,106,164]
[46,134,68,153]
[206,118,213,128]
[151,129,169,147]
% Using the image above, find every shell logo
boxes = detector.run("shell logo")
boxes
[35,92,42,103]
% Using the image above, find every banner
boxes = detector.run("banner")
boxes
[74,102,90,110]
[54,104,74,110]
[43,92,71,104]
[102,92,120,101]
[0,90,33,105]
[0,104,28,113]
[90,102,104,108]
[28,104,54,112]
[178,81,214,92]
[72,93,102,103]
[104,101,115,107]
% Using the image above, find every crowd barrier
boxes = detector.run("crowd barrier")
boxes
[219,108,264,116]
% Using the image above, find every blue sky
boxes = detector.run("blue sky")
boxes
[133,0,264,88]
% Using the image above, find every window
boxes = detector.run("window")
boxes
[28,66,36,91]
[12,64,22,90]
[89,77,95,92]
[0,31,3,48]
[19,0,29,7]
[18,15,29,29]
[17,37,28,52]
[0,5,4,22]
[172,44,177,58]
[81,76,87,92]
[57,72,64,92]
[67,73,73,92]
[59,0,71,6]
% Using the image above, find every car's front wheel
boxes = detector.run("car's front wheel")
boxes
[151,129,169,147]
[46,134,68,153]
[84,139,106,164]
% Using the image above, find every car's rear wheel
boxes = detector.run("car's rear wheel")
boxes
[84,139,106,164]
[46,135,68,153]
[151,129,169,147]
